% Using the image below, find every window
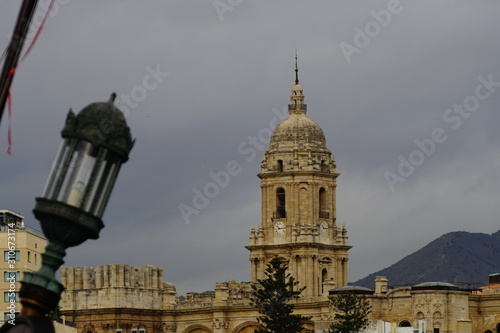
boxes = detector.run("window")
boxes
[4,251,20,261]
[277,160,283,172]
[34,253,37,264]
[131,329,138,333]
[4,272,20,282]
[27,251,31,263]
[276,188,286,218]
[116,330,123,333]
[321,268,328,293]
[4,292,19,302]
[139,329,146,333]
[319,188,328,218]
[3,312,19,322]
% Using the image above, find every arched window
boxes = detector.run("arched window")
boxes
[399,321,411,327]
[277,160,283,172]
[321,268,328,293]
[276,188,286,218]
[319,188,328,219]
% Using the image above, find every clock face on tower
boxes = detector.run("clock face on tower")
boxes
[274,221,286,235]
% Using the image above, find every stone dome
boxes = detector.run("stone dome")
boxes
[412,281,459,291]
[330,285,375,295]
[268,113,328,153]
[291,83,303,92]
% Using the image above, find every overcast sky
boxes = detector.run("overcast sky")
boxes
[1,1,499,295]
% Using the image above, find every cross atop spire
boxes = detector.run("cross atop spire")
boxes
[295,51,299,84]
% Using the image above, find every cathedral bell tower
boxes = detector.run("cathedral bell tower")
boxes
[246,59,351,297]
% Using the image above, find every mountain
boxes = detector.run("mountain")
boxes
[353,230,500,289]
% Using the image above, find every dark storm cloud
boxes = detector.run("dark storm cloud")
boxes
[1,1,499,294]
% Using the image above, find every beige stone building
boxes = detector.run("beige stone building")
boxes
[60,72,500,333]
[0,210,46,323]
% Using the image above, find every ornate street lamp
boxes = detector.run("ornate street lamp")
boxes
[17,93,134,319]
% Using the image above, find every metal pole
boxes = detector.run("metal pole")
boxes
[0,0,40,127]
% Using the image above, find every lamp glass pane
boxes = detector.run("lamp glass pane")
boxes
[87,152,121,217]
[42,139,71,199]
[57,140,98,208]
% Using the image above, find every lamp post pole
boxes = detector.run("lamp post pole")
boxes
[0,93,134,332]
[0,0,40,126]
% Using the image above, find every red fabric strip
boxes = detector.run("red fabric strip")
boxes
[20,0,57,64]
[6,0,57,155]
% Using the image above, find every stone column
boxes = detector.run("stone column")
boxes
[341,258,348,286]
[95,266,102,288]
[257,257,264,280]
[82,267,90,289]
[332,181,337,220]
[124,265,130,287]
[305,255,313,297]
[158,267,164,289]
[103,265,109,288]
[313,255,319,296]
[152,267,159,289]
[295,255,307,290]
[335,258,341,287]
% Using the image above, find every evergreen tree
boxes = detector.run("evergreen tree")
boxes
[47,305,62,321]
[251,256,311,333]
[328,291,372,333]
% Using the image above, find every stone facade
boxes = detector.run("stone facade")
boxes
[60,265,500,333]
[60,73,500,333]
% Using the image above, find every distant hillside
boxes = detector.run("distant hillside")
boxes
[353,230,500,289]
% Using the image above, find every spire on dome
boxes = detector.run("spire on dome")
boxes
[295,51,299,84]
[289,53,306,114]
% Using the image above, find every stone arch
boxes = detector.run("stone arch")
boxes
[182,324,212,333]
[320,257,332,266]
[399,320,411,327]
[433,311,442,319]
[484,331,492,333]
[417,311,425,319]
[232,321,261,333]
